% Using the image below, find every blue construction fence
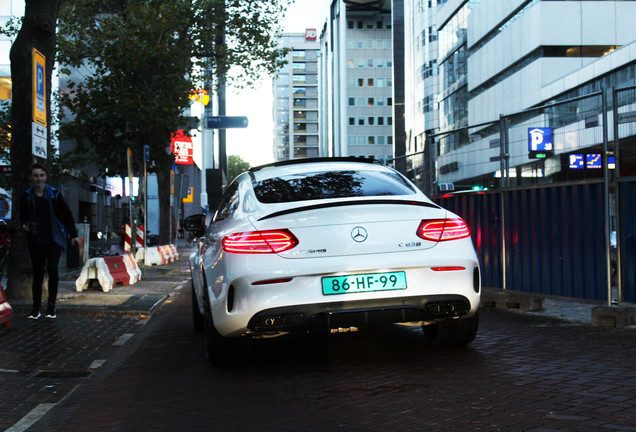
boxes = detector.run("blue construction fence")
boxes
[434,180,636,304]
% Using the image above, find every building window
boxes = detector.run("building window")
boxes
[388,136,393,145]
[292,63,306,71]
[358,136,366,145]
[358,118,365,125]
[348,98,355,106]
[388,117,393,125]
[357,97,365,106]
[368,117,375,125]
[292,50,306,60]
[347,59,355,68]
[428,26,437,42]
[378,117,384,125]
[349,117,355,125]
[292,75,306,83]
[376,21,383,29]
[377,78,384,87]
[368,98,374,106]
[368,136,375,145]
[377,136,385,145]
[348,20,354,29]
[377,97,384,106]
[368,78,374,87]
[348,136,356,145]
[388,98,392,106]
[367,59,374,68]
[357,21,363,29]
[358,78,364,87]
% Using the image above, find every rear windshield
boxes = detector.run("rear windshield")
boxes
[252,170,416,204]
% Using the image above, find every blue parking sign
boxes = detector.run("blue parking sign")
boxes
[528,127,553,158]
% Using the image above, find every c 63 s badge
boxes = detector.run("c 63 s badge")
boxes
[399,242,421,248]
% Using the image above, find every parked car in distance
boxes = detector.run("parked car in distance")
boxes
[184,158,480,365]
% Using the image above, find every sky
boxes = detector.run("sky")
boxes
[225,0,330,167]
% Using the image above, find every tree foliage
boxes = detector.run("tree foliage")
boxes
[56,0,291,242]
[228,154,251,180]
[57,0,290,177]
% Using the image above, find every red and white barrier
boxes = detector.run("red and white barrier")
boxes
[144,245,179,266]
[76,255,143,292]
[0,284,13,328]
[124,224,144,252]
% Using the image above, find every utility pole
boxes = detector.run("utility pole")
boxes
[216,0,228,186]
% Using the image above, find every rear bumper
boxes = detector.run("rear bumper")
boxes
[247,294,477,333]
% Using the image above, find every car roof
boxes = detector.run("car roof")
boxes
[248,157,391,181]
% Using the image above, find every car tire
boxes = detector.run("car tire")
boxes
[422,311,479,348]
[203,292,252,366]
[191,280,204,332]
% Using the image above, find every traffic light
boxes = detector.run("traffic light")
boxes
[0,166,10,174]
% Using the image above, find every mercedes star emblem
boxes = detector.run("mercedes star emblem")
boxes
[351,226,368,243]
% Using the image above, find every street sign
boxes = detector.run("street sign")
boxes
[182,187,194,203]
[206,116,248,129]
[528,127,553,159]
[32,122,46,158]
[32,49,46,127]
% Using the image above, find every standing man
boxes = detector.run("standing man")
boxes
[20,163,80,319]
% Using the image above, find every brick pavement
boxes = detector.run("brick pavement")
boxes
[0,249,192,432]
[20,297,636,432]
[2,245,636,431]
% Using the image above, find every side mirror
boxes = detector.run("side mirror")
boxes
[183,214,206,238]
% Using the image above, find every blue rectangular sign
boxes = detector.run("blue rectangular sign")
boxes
[586,153,602,169]
[206,116,248,129]
[528,127,553,152]
[569,154,584,169]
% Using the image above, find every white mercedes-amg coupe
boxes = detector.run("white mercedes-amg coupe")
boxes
[184,158,480,365]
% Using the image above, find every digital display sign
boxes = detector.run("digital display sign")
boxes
[569,154,584,169]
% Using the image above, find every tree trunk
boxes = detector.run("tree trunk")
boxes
[7,0,60,302]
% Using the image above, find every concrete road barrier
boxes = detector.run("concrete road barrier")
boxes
[76,255,142,292]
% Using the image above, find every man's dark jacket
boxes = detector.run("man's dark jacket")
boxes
[20,184,78,250]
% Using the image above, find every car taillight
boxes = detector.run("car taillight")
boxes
[222,229,298,254]
[417,219,470,242]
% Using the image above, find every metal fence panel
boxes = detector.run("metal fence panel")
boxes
[619,180,636,303]
[434,182,607,301]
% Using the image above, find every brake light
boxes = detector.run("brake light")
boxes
[417,219,470,241]
[222,229,298,253]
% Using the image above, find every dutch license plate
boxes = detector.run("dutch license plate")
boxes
[322,271,407,295]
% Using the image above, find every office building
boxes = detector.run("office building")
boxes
[273,31,320,161]
[319,0,394,163]
[404,0,636,191]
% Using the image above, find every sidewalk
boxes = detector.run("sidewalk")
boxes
[482,287,636,329]
[9,241,197,317]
